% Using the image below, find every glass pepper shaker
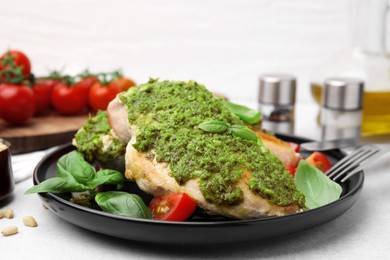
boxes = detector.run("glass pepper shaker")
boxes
[321,78,364,141]
[258,74,296,134]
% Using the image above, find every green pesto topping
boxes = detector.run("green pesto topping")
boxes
[74,111,126,170]
[119,79,305,207]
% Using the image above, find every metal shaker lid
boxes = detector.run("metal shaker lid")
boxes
[323,78,364,111]
[258,74,296,105]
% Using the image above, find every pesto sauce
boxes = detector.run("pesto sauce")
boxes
[74,111,126,163]
[119,79,305,207]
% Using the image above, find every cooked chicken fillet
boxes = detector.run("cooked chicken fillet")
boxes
[126,136,301,218]
[255,131,301,168]
[106,80,305,219]
[107,97,301,170]
[108,98,301,168]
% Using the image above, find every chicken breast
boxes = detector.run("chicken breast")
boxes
[107,79,305,219]
[108,98,301,168]
[125,136,302,218]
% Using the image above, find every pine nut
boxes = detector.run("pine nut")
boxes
[0,210,3,219]
[23,216,38,227]
[3,208,14,219]
[1,226,18,236]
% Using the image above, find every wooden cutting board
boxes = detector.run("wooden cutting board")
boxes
[0,112,90,154]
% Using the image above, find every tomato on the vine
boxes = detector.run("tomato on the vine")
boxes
[149,193,198,221]
[32,79,60,116]
[51,82,88,115]
[88,81,122,112]
[75,76,99,102]
[0,50,31,77]
[110,77,136,91]
[0,83,35,125]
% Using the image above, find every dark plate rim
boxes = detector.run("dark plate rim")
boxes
[33,137,364,227]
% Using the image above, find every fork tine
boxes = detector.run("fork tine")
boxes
[326,146,371,178]
[331,147,380,181]
[340,148,387,182]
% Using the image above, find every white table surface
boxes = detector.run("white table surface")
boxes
[2,102,390,260]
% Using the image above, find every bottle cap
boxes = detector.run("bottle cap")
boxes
[258,74,296,106]
[323,78,364,111]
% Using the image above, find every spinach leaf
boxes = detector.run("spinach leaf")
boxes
[224,101,261,124]
[198,120,230,133]
[230,125,259,142]
[294,160,342,209]
[95,191,152,219]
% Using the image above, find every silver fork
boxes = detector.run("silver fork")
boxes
[326,144,387,182]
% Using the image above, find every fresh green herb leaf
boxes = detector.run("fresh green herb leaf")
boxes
[95,191,152,219]
[294,160,342,209]
[88,169,124,188]
[56,151,96,185]
[198,120,259,142]
[26,151,123,194]
[198,120,230,133]
[25,177,86,194]
[224,101,261,124]
[230,125,259,142]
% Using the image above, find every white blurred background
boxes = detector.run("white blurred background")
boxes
[0,0,351,105]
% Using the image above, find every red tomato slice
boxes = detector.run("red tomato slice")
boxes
[149,193,197,221]
[287,142,300,153]
[305,152,332,173]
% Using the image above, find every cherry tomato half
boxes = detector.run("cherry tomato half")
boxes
[51,82,87,115]
[0,50,31,77]
[285,164,297,176]
[88,81,122,112]
[149,192,198,221]
[305,152,332,173]
[0,83,35,125]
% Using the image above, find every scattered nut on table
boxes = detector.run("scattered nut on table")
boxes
[1,226,18,236]
[0,210,3,219]
[3,208,14,219]
[23,216,38,227]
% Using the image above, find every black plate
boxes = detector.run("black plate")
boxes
[33,135,364,245]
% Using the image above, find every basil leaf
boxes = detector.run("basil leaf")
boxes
[198,120,229,133]
[88,169,124,188]
[294,160,342,209]
[56,151,96,185]
[230,125,259,142]
[95,191,152,219]
[25,177,86,194]
[224,101,261,124]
